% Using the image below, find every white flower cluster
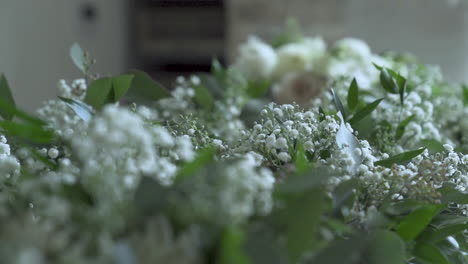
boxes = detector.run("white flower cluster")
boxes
[172,152,275,226]
[37,79,88,139]
[0,135,20,184]
[239,103,341,166]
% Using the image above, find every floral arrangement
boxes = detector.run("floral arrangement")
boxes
[0,27,467,264]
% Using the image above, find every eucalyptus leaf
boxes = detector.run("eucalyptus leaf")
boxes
[368,230,406,264]
[84,77,113,110]
[70,43,88,73]
[0,74,16,120]
[348,98,383,125]
[395,114,415,140]
[126,70,171,102]
[194,84,214,111]
[246,80,270,98]
[112,74,134,101]
[175,147,215,183]
[58,96,94,122]
[0,120,55,144]
[374,148,426,168]
[347,78,359,111]
[294,143,311,173]
[439,183,468,204]
[418,224,468,244]
[0,99,45,126]
[331,88,347,120]
[380,68,398,94]
[420,139,445,154]
[283,188,326,263]
[217,227,251,264]
[413,242,451,264]
[396,204,443,242]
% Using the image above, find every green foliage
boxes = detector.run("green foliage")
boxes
[347,78,359,111]
[0,74,16,120]
[0,98,54,144]
[271,18,303,48]
[217,227,251,264]
[174,147,216,183]
[194,84,214,111]
[395,114,415,140]
[348,98,383,125]
[84,77,113,110]
[395,204,443,242]
[84,74,135,110]
[293,143,312,173]
[374,148,426,167]
[112,74,134,101]
[379,68,398,94]
[246,80,271,99]
[126,70,171,102]
[331,88,347,120]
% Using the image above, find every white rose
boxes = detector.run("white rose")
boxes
[274,37,327,78]
[272,71,327,105]
[233,36,277,80]
[333,38,371,59]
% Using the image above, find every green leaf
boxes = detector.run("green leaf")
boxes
[0,99,45,126]
[439,183,468,204]
[420,139,445,154]
[311,236,366,264]
[418,224,468,244]
[84,77,113,110]
[217,227,251,264]
[413,242,451,264]
[175,147,215,183]
[246,80,270,98]
[318,106,326,122]
[294,143,311,173]
[112,74,134,101]
[332,178,357,216]
[395,114,415,140]
[62,182,94,206]
[398,77,407,105]
[331,88,347,120]
[277,167,333,194]
[396,204,443,242]
[375,148,426,168]
[368,230,406,264]
[283,188,327,263]
[347,78,359,111]
[194,84,214,111]
[0,74,16,120]
[58,96,94,121]
[70,43,88,73]
[0,120,55,144]
[212,59,226,83]
[380,68,398,94]
[348,98,383,125]
[126,70,171,102]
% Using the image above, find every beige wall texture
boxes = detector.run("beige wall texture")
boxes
[0,0,129,111]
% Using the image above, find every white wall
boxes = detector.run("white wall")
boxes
[0,0,129,111]
[344,0,468,82]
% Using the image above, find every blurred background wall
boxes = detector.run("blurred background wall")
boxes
[1,0,467,111]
